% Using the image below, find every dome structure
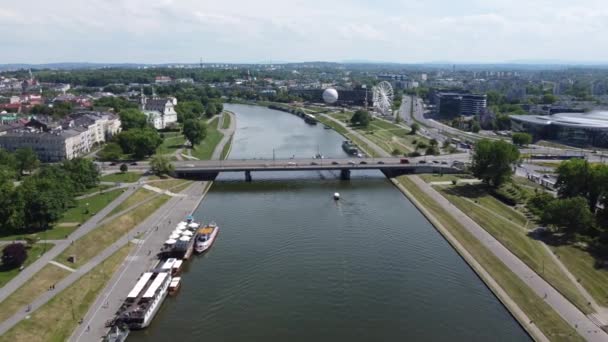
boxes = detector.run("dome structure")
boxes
[322,88,339,104]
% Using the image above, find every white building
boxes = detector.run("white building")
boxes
[141,95,178,129]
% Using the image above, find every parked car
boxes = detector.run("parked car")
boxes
[109,162,117,166]
[310,162,319,166]
[419,160,427,164]
[400,158,410,164]
[360,161,367,165]
[348,161,356,165]
[432,160,439,164]
[331,161,340,165]
[288,162,297,166]
[130,162,138,166]
[377,161,385,164]
[441,161,448,165]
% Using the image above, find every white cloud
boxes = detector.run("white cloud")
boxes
[1,0,608,63]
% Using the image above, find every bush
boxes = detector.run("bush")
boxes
[2,243,27,269]
[408,151,422,157]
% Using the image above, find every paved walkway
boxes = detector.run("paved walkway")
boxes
[321,115,391,158]
[69,181,209,341]
[408,175,608,341]
[212,111,236,160]
[0,187,137,305]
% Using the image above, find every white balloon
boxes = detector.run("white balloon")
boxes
[322,88,339,104]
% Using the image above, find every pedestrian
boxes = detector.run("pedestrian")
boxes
[27,304,31,312]
[148,250,151,256]
[87,325,90,332]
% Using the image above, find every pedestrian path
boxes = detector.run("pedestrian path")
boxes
[48,260,76,273]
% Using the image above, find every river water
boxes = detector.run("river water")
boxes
[130,104,529,341]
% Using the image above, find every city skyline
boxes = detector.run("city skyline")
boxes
[2,0,608,64]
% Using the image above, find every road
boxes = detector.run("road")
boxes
[407,176,608,341]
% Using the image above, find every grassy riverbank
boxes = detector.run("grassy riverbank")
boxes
[437,184,593,314]
[100,172,142,183]
[395,176,583,341]
[0,264,71,323]
[56,194,169,268]
[0,244,133,342]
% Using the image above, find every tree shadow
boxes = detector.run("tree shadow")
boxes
[441,183,489,200]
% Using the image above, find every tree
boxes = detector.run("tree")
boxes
[542,196,595,236]
[0,181,24,232]
[176,101,204,123]
[429,139,438,147]
[2,243,27,269]
[350,110,371,127]
[117,128,162,159]
[410,122,420,135]
[119,109,148,130]
[20,175,73,230]
[512,132,532,146]
[61,158,99,192]
[15,147,39,176]
[527,191,555,217]
[205,102,218,118]
[120,163,128,173]
[555,159,608,211]
[0,147,17,171]
[471,122,481,133]
[98,142,123,161]
[541,93,557,105]
[183,119,207,146]
[150,155,174,177]
[425,145,440,156]
[94,96,138,111]
[494,114,512,130]
[471,139,520,187]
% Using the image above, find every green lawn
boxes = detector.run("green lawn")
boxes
[57,195,169,268]
[221,112,231,129]
[438,184,593,314]
[221,135,233,160]
[317,116,349,136]
[191,126,224,160]
[80,184,112,195]
[108,188,155,217]
[100,172,142,183]
[418,174,475,183]
[395,176,583,341]
[550,244,608,307]
[59,189,124,225]
[156,133,186,155]
[148,179,189,190]
[0,243,53,287]
[0,264,70,324]
[1,245,132,342]
[208,116,219,129]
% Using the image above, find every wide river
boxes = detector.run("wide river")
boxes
[130,104,529,341]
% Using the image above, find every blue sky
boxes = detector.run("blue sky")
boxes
[1,0,608,64]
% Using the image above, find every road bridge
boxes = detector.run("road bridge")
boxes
[171,157,465,181]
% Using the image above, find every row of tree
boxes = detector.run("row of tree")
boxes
[0,153,99,234]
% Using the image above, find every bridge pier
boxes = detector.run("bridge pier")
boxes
[245,170,252,182]
[340,169,351,180]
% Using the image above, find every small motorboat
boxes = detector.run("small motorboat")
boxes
[333,192,340,200]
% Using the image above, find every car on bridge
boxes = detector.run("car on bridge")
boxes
[288,162,297,166]
[348,161,356,165]
[377,161,385,164]
[331,161,339,165]
[360,161,367,165]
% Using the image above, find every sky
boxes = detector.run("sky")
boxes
[2,0,608,64]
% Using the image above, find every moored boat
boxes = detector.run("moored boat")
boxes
[117,271,171,329]
[195,222,219,253]
[168,277,181,296]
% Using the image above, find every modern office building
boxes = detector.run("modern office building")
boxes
[435,92,487,117]
[510,111,608,147]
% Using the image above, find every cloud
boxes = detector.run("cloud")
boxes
[1,0,608,63]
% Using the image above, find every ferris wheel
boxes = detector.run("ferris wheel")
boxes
[372,81,394,116]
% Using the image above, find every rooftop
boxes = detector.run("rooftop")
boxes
[511,111,608,130]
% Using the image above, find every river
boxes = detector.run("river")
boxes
[130,104,529,341]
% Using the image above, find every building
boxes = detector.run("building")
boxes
[510,111,608,147]
[141,94,178,130]
[0,111,121,161]
[436,92,487,117]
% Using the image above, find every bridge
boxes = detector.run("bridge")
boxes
[171,156,466,181]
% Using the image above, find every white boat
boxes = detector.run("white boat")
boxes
[118,271,172,329]
[194,223,219,253]
[333,192,340,200]
[168,277,181,296]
